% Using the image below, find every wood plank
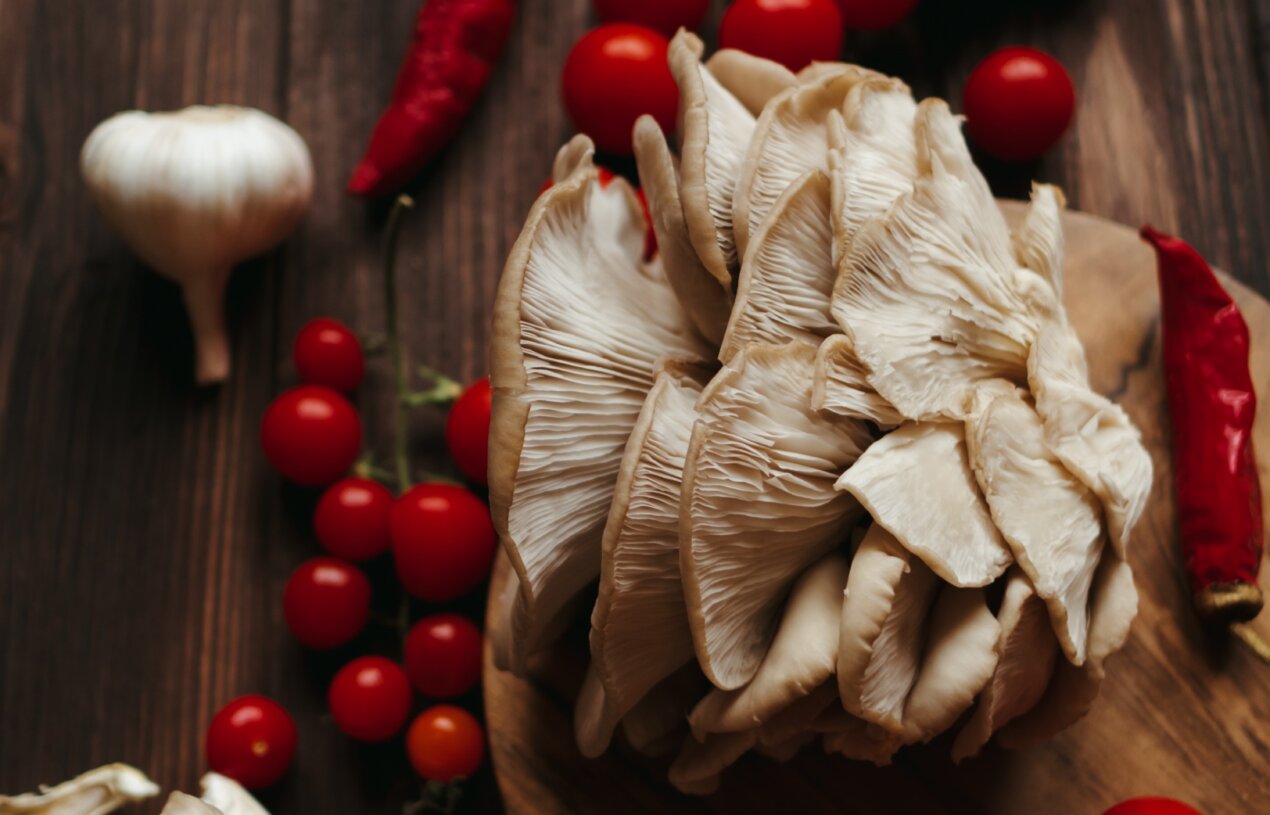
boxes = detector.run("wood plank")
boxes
[483,204,1270,815]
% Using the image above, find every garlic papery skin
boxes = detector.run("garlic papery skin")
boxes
[80,105,315,384]
[0,763,160,814]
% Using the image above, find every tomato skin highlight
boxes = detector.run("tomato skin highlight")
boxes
[328,656,414,742]
[406,705,486,782]
[836,0,918,30]
[404,613,484,699]
[261,386,363,487]
[592,0,709,37]
[963,46,1076,162]
[562,24,678,155]
[283,557,372,649]
[445,378,492,485]
[314,477,394,561]
[293,317,365,393]
[390,483,497,602]
[1102,798,1205,815]
[205,695,297,789]
[719,0,843,73]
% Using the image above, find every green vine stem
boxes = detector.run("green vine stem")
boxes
[383,195,415,495]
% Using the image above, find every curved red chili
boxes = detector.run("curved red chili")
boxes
[348,0,517,198]
[1143,226,1264,624]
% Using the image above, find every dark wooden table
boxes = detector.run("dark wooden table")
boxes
[2,1,1268,813]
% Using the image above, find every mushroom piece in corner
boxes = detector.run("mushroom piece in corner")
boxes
[0,764,159,815]
[681,342,874,690]
[577,365,710,758]
[489,136,713,669]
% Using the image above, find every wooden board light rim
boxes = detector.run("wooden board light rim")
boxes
[482,202,1270,815]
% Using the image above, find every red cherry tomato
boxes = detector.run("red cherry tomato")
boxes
[592,0,709,37]
[314,477,394,561]
[963,46,1076,162]
[404,613,483,699]
[261,386,362,487]
[445,379,492,485]
[720,0,843,73]
[328,656,414,742]
[282,557,371,649]
[293,317,365,392]
[390,483,496,602]
[835,0,918,30]
[562,24,678,155]
[406,705,485,782]
[206,695,297,789]
[1103,799,1205,815]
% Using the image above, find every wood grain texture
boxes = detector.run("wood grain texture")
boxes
[484,204,1270,815]
[0,1,1267,813]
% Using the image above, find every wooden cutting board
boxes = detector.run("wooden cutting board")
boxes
[482,203,1270,815]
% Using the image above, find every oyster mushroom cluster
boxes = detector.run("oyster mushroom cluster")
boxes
[489,31,1152,794]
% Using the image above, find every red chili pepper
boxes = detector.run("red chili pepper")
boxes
[347,0,517,198]
[1143,226,1264,625]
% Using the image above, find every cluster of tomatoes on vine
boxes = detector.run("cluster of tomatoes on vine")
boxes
[205,316,493,800]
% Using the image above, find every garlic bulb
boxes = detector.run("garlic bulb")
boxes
[0,763,159,814]
[81,105,314,384]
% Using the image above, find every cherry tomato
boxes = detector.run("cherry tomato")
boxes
[406,705,485,782]
[720,0,843,73]
[404,613,483,699]
[562,24,678,155]
[1103,799,1205,815]
[293,317,364,393]
[391,484,496,602]
[328,656,414,742]
[261,386,362,487]
[963,46,1076,162]
[206,695,297,789]
[445,379,492,485]
[314,477,394,561]
[592,0,709,37]
[282,557,371,649]
[836,0,918,30]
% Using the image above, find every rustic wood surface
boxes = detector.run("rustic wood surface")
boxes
[1,1,1268,814]
[483,204,1270,815]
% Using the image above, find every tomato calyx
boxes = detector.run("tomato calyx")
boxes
[404,779,467,815]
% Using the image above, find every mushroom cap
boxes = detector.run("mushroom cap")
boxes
[837,524,939,731]
[815,705,903,766]
[951,568,1060,761]
[836,422,1012,587]
[582,366,708,756]
[668,730,758,796]
[489,137,712,667]
[669,31,756,286]
[811,333,903,427]
[720,169,836,362]
[704,49,798,117]
[620,664,710,757]
[1012,183,1067,298]
[965,382,1104,666]
[632,116,733,344]
[688,552,849,739]
[681,342,874,690]
[732,65,881,261]
[833,100,1036,422]
[757,680,841,747]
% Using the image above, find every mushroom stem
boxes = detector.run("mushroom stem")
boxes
[183,271,231,386]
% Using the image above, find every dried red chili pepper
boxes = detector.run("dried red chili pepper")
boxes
[1143,226,1264,625]
[348,0,517,198]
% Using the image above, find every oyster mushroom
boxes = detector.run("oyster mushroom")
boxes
[810,334,902,427]
[668,730,757,796]
[835,422,1012,587]
[951,568,1060,761]
[965,382,1104,665]
[719,170,836,362]
[620,664,711,758]
[577,366,709,757]
[668,31,756,284]
[704,49,798,117]
[688,552,849,739]
[1012,182,1066,297]
[681,342,874,689]
[0,764,159,814]
[732,66,880,260]
[632,116,732,344]
[837,524,940,731]
[197,774,268,815]
[489,136,712,668]
[814,704,903,765]
[757,680,841,748]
